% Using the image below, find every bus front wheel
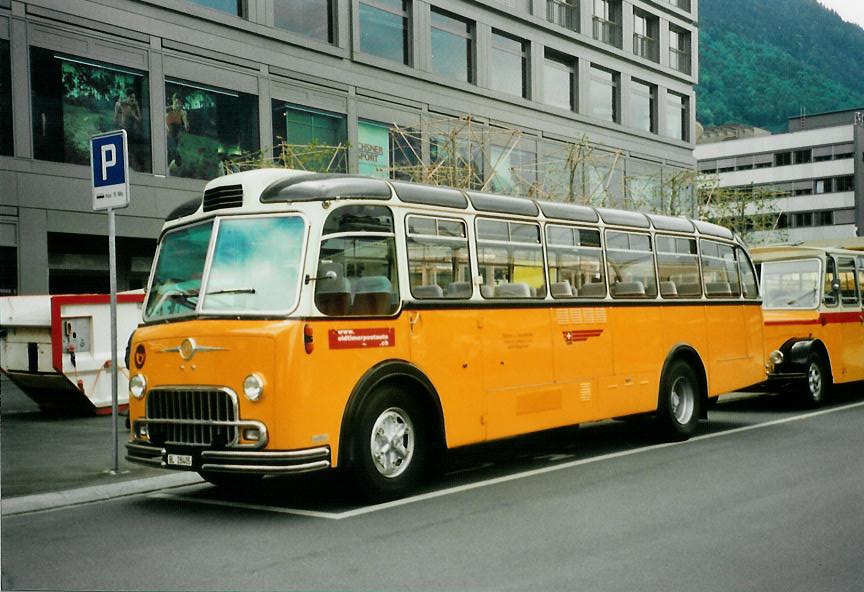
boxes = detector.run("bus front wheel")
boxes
[351,385,428,501]
[657,360,700,441]
[801,352,831,408]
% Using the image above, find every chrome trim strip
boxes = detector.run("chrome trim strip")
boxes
[200,447,329,461]
[200,460,331,474]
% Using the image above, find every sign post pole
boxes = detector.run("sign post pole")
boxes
[91,130,130,475]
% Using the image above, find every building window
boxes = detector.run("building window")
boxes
[814,178,833,194]
[543,50,575,111]
[815,211,834,226]
[496,0,532,12]
[274,0,334,44]
[835,175,854,192]
[774,151,792,167]
[630,79,655,133]
[490,30,528,98]
[589,65,618,123]
[165,78,258,180]
[794,148,811,164]
[664,90,688,141]
[359,0,410,65]
[187,0,242,15]
[1,39,11,156]
[547,0,579,32]
[358,120,391,178]
[430,9,473,83]
[632,8,659,62]
[272,101,347,173]
[593,0,622,48]
[30,48,152,171]
[669,25,691,75]
[390,126,421,180]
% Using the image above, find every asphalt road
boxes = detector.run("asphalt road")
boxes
[3,386,864,591]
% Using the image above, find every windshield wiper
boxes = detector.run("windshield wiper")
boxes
[206,287,256,296]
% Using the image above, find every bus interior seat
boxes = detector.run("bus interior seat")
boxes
[413,284,444,298]
[314,263,352,315]
[352,276,393,315]
[677,283,702,297]
[705,282,732,297]
[446,282,473,298]
[577,282,607,298]
[551,281,574,297]
[494,282,532,298]
[611,281,646,297]
[480,285,495,298]
[659,281,678,298]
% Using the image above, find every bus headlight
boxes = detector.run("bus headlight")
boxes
[766,350,784,373]
[243,373,264,402]
[129,374,147,399]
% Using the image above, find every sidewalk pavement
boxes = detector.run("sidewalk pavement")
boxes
[1,374,201,516]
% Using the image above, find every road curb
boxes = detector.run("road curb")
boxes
[2,473,203,516]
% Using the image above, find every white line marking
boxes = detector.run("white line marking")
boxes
[155,400,864,520]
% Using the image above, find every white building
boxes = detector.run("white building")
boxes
[695,109,864,242]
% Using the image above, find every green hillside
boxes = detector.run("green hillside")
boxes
[697,0,864,131]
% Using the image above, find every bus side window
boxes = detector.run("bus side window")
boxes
[736,247,759,299]
[605,230,657,299]
[406,216,471,299]
[476,219,546,299]
[858,256,864,305]
[656,235,700,299]
[823,257,838,307]
[837,258,860,307]
[546,225,605,299]
[701,240,740,298]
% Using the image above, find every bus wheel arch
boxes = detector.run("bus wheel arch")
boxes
[801,340,832,407]
[657,346,707,439]
[339,361,445,498]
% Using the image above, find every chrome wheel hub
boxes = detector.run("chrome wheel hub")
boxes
[670,376,695,425]
[808,363,822,398]
[370,407,414,478]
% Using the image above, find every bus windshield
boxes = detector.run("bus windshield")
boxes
[761,259,821,309]
[144,215,306,321]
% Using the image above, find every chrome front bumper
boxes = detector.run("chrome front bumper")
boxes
[125,440,331,474]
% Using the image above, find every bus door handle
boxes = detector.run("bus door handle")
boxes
[409,311,421,334]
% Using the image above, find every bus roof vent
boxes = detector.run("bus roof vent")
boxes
[538,201,599,223]
[392,181,468,208]
[647,214,694,233]
[260,174,391,203]
[693,220,734,240]
[203,184,244,212]
[596,208,650,229]
[467,191,539,216]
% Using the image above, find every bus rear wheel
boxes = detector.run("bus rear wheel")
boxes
[351,385,428,501]
[801,352,831,408]
[657,360,700,441]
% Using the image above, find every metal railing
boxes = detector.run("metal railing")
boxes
[546,0,579,32]
[633,34,659,62]
[593,17,621,48]
[669,48,691,74]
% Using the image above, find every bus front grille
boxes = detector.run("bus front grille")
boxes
[145,388,238,446]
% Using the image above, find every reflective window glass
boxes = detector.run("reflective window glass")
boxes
[490,31,527,98]
[406,216,471,299]
[630,79,655,133]
[543,51,574,111]
[431,9,473,83]
[316,236,399,316]
[30,48,151,171]
[1,39,11,156]
[165,78,258,180]
[605,231,657,298]
[665,91,688,141]
[274,0,333,43]
[359,0,410,64]
[700,240,741,298]
[590,65,618,123]
[656,235,700,298]
[188,0,242,15]
[272,101,347,172]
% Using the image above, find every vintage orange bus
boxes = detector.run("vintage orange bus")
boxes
[753,244,864,406]
[126,169,766,498]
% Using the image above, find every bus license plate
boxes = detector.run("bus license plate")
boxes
[167,454,193,467]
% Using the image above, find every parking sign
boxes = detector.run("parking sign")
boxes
[90,130,130,211]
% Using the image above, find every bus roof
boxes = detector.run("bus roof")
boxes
[751,243,864,262]
[166,169,737,241]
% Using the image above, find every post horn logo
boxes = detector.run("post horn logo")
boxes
[134,344,146,369]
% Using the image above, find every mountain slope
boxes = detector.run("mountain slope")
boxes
[697,0,864,131]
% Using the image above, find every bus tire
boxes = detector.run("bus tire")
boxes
[801,352,831,408]
[351,385,428,501]
[657,359,700,441]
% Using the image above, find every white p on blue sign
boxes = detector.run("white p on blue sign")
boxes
[90,130,130,211]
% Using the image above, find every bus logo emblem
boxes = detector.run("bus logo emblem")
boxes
[562,329,604,345]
